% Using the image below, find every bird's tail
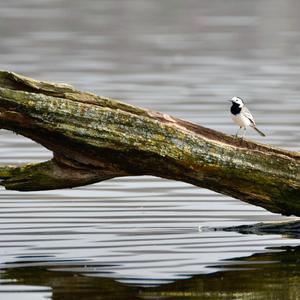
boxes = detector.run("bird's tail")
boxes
[252,126,266,137]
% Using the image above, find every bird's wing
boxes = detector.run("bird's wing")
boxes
[242,106,256,125]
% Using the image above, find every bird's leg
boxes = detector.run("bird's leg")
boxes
[235,127,242,138]
[241,127,246,139]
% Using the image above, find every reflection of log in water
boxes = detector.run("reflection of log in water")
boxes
[2,246,300,300]
[0,71,299,216]
[142,246,300,299]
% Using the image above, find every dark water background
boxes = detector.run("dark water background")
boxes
[0,0,300,299]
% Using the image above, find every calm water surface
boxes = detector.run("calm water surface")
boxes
[0,0,300,299]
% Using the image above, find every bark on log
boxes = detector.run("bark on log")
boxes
[0,71,299,216]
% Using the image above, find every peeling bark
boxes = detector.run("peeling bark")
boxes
[0,71,299,216]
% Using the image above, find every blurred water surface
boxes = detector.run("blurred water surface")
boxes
[0,0,300,299]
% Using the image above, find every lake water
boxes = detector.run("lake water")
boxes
[0,0,300,299]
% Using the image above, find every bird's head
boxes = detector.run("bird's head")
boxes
[230,96,244,108]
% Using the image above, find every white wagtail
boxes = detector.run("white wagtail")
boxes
[229,96,266,138]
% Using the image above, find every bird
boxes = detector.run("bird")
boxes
[229,96,266,138]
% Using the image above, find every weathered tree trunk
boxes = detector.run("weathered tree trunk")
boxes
[0,71,299,215]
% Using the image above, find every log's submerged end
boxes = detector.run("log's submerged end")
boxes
[0,70,299,216]
[222,219,300,237]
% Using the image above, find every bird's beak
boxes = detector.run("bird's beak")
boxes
[228,100,233,103]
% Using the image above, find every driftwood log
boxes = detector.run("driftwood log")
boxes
[0,71,299,216]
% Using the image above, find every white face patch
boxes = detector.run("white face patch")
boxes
[231,96,244,107]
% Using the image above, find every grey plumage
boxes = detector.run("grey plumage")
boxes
[252,126,266,137]
[241,106,255,125]
[242,106,265,136]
